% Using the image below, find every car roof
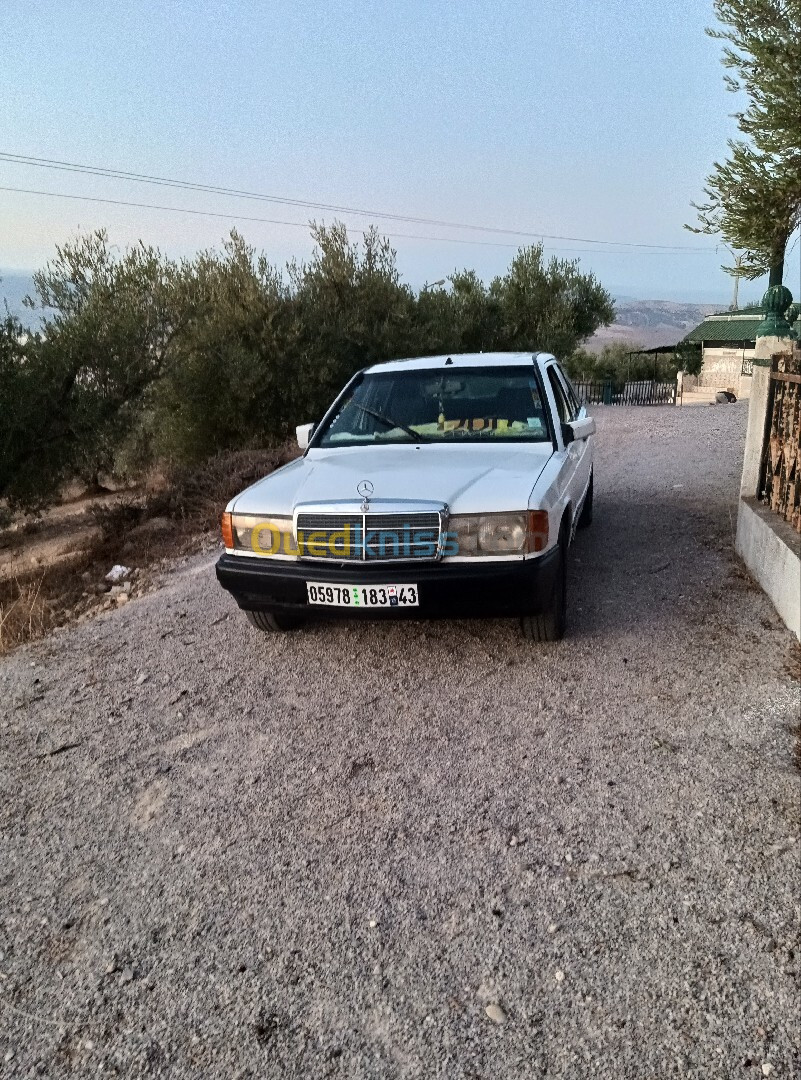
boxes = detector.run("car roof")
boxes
[363,351,555,374]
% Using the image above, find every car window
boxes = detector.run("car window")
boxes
[556,365,582,419]
[546,366,572,425]
[316,366,552,447]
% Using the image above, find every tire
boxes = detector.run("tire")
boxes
[245,610,305,632]
[577,470,593,529]
[520,529,567,642]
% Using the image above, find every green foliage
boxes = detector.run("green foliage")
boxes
[564,341,690,384]
[3,232,172,507]
[289,223,418,419]
[150,232,296,463]
[674,341,703,377]
[0,312,58,510]
[492,246,616,356]
[0,226,614,511]
[709,0,801,159]
[413,270,503,355]
[446,270,504,351]
[689,0,801,281]
[691,141,800,281]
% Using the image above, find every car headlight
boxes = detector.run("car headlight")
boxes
[448,511,549,556]
[221,513,298,556]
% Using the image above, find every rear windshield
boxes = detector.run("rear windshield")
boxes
[315,366,552,447]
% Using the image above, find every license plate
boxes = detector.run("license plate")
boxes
[306,583,419,608]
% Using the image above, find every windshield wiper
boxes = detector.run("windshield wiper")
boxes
[352,403,431,442]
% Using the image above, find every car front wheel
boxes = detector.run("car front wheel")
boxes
[520,531,567,642]
[245,610,306,632]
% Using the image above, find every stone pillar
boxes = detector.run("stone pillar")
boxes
[751,281,795,384]
[755,335,794,362]
[754,284,793,347]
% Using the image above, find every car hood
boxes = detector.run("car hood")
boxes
[231,443,554,515]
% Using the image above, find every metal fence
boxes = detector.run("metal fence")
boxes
[759,352,801,533]
[573,379,677,406]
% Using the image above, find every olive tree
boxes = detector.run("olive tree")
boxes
[689,0,801,284]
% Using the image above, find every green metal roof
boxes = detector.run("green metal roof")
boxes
[709,304,763,316]
[682,308,762,344]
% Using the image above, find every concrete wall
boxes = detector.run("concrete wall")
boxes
[699,346,755,398]
[740,365,771,496]
[736,343,801,640]
[736,498,801,640]
[737,373,753,400]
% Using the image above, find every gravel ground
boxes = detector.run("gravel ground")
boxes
[1,404,799,1079]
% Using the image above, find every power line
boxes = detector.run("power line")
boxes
[0,184,718,256]
[0,150,715,253]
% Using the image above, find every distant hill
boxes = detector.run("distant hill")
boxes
[584,300,721,352]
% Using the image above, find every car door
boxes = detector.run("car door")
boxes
[545,364,585,530]
[554,363,593,510]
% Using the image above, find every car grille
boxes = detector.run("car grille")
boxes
[296,512,442,561]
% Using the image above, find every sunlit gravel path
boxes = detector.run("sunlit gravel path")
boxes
[2,403,799,1079]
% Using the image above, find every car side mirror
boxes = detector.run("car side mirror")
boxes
[562,416,595,445]
[296,422,315,450]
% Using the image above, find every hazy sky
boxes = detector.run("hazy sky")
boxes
[2,0,796,304]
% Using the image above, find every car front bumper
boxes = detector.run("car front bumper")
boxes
[215,548,560,620]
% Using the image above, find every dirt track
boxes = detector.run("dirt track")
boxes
[1,404,799,1078]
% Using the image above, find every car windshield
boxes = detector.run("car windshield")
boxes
[316,366,552,447]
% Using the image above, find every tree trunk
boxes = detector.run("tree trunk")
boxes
[768,232,787,288]
[769,260,784,288]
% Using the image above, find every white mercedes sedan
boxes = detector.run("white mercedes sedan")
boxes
[216,352,595,640]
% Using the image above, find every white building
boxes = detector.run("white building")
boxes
[682,307,762,399]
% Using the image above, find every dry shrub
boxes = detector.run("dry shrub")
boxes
[155,445,298,529]
[0,554,99,655]
[0,574,49,654]
[0,445,296,654]
[80,446,296,561]
[76,446,295,570]
[88,500,146,540]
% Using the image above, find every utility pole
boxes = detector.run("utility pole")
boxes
[730,254,745,310]
[721,245,745,310]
